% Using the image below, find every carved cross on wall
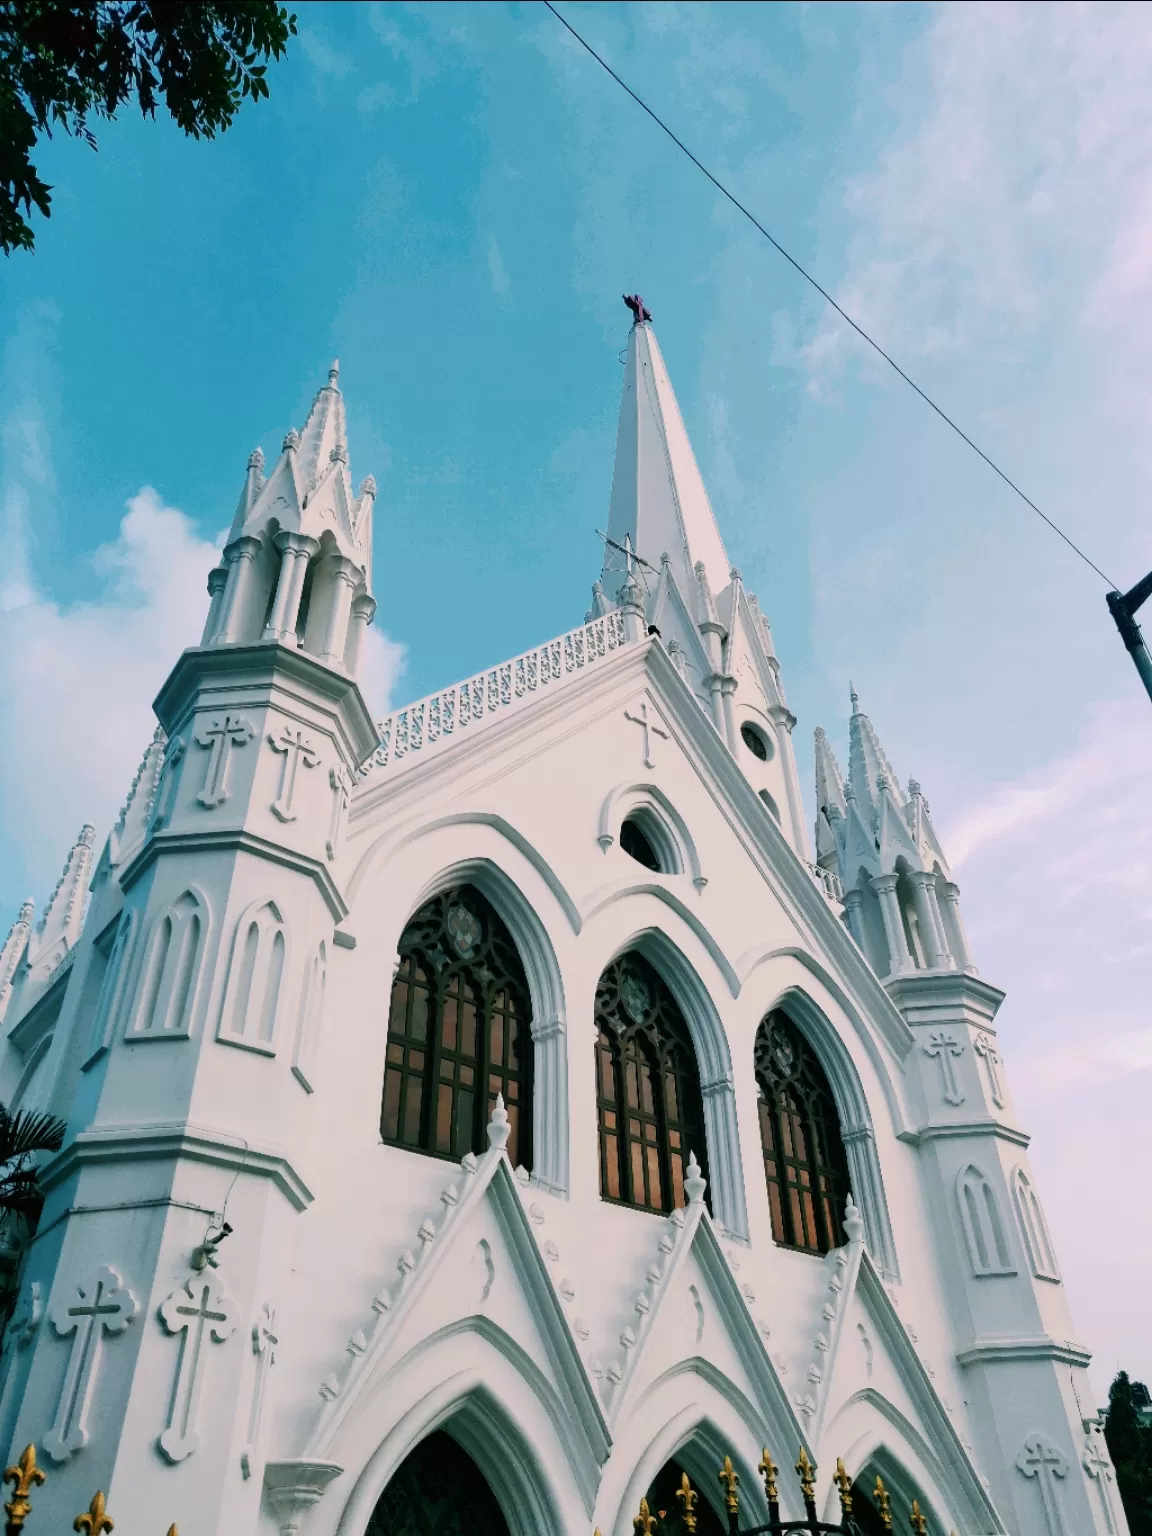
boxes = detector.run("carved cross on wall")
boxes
[973,1031,1006,1108]
[158,1276,238,1462]
[44,1265,138,1461]
[1016,1433,1070,1536]
[240,1302,278,1480]
[196,715,254,808]
[269,724,320,822]
[624,702,669,770]
[922,1030,966,1106]
[1082,1430,1117,1535]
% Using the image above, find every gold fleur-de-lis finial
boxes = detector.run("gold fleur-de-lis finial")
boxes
[718,1455,740,1515]
[795,1447,817,1503]
[73,1490,114,1535]
[633,1498,657,1536]
[676,1471,698,1533]
[834,1458,853,1516]
[873,1476,894,1530]
[758,1449,779,1503]
[167,1528,179,1536]
[3,1445,45,1532]
[909,1499,928,1535]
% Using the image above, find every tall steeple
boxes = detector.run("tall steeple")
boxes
[594,297,810,858]
[847,685,905,830]
[602,301,731,603]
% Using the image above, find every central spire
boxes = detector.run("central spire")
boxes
[601,304,732,604]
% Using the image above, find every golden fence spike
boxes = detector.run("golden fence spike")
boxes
[676,1471,698,1534]
[167,1527,179,1536]
[758,1448,779,1503]
[873,1475,894,1531]
[834,1457,854,1516]
[795,1447,817,1504]
[909,1498,928,1535]
[718,1455,739,1515]
[73,1490,114,1535]
[633,1496,657,1535]
[3,1445,45,1535]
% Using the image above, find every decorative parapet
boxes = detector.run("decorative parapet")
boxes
[363,611,631,778]
[803,859,844,903]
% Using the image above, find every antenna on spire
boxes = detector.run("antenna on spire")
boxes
[328,359,340,387]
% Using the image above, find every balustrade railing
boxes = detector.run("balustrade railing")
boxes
[804,860,845,903]
[363,609,631,777]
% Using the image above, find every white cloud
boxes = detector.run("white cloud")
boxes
[299,28,354,80]
[487,234,510,296]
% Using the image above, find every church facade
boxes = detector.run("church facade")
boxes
[0,308,1123,1535]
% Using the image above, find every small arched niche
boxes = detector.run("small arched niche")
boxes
[620,812,666,872]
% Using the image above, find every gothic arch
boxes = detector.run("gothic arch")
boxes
[606,1384,781,1536]
[596,926,747,1240]
[1011,1166,1060,1281]
[348,810,582,935]
[9,1034,52,1113]
[748,980,900,1278]
[328,1335,590,1536]
[292,938,327,1093]
[391,858,569,1196]
[827,1388,990,1535]
[597,781,706,886]
[125,886,208,1041]
[84,907,139,1062]
[583,887,740,999]
[216,897,289,1054]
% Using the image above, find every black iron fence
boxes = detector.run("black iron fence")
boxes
[3,1444,176,1536]
[621,1448,941,1536]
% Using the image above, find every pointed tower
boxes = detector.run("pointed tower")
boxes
[0,365,380,1529]
[596,297,809,855]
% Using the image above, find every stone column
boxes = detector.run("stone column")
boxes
[316,557,361,667]
[343,593,377,677]
[213,535,263,645]
[720,676,739,754]
[870,873,912,976]
[940,881,976,972]
[843,887,867,950]
[908,870,953,969]
[264,533,319,643]
[200,566,228,646]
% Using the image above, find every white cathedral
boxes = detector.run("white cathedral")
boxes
[0,302,1125,1536]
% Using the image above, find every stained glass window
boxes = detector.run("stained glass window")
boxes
[755,1012,851,1254]
[595,952,708,1215]
[382,886,532,1168]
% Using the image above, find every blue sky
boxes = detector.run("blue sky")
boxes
[2,2,1151,1387]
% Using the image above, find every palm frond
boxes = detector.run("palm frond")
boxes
[0,1108,66,1165]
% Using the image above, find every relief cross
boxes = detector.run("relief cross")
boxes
[195,715,254,808]
[624,702,669,769]
[158,1276,238,1462]
[923,1030,966,1106]
[973,1031,1006,1107]
[1082,1431,1117,1534]
[1016,1433,1070,1536]
[44,1266,137,1461]
[268,725,320,822]
[240,1302,278,1480]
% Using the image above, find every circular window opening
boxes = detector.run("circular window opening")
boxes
[759,789,781,822]
[741,723,769,761]
[620,817,661,872]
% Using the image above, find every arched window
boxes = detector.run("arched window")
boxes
[595,952,708,1214]
[620,816,661,871]
[366,1430,510,1536]
[381,886,532,1168]
[754,1012,851,1254]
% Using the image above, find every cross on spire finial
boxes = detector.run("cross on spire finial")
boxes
[623,293,652,325]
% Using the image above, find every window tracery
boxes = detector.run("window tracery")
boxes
[594,952,708,1215]
[381,886,532,1168]
[754,1012,851,1255]
[957,1163,1015,1276]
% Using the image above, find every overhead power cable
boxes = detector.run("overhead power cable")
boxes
[542,0,1118,592]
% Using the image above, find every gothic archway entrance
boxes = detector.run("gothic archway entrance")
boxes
[365,1431,511,1536]
[643,1458,727,1536]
